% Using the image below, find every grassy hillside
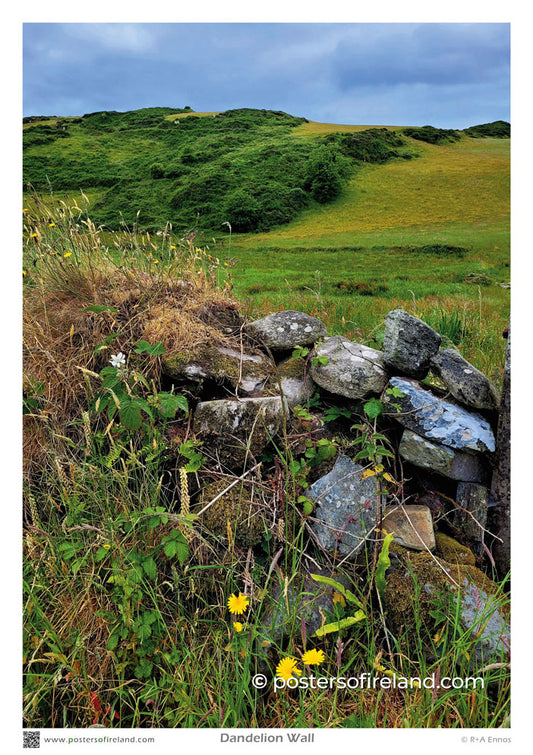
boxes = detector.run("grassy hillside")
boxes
[23,107,510,378]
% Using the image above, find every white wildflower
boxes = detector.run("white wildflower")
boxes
[110,352,126,369]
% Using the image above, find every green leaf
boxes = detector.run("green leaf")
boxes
[106,631,120,651]
[119,400,143,431]
[311,612,366,637]
[142,557,157,580]
[363,397,384,419]
[310,573,365,610]
[157,392,189,418]
[134,340,166,356]
[375,532,394,603]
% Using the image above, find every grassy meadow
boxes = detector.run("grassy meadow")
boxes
[22,110,510,730]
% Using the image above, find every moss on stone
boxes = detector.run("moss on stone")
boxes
[197,479,266,546]
[435,532,476,566]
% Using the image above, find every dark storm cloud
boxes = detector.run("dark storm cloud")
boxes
[23,22,510,128]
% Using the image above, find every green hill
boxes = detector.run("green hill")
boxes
[23,106,507,236]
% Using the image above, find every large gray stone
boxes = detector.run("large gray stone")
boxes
[383,377,495,454]
[398,429,489,483]
[193,396,287,467]
[307,454,378,557]
[383,309,441,378]
[310,336,388,399]
[247,310,327,350]
[430,349,499,410]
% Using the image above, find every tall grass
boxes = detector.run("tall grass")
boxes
[22,197,510,729]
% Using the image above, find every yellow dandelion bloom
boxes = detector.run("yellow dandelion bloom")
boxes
[276,657,302,681]
[23,208,29,213]
[103,544,112,550]
[227,593,249,615]
[49,222,55,227]
[301,649,325,666]
[233,622,244,632]
[23,269,27,277]
[152,259,159,264]
[64,252,72,258]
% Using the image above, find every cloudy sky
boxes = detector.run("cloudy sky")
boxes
[22,22,510,128]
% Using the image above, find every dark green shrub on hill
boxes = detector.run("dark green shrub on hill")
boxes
[304,144,352,204]
[222,189,260,232]
[403,126,461,144]
[326,128,408,163]
[462,121,510,138]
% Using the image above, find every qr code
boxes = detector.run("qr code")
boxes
[23,731,40,748]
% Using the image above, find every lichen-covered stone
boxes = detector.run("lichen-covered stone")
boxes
[310,336,388,399]
[162,343,272,395]
[384,377,495,454]
[247,310,327,350]
[398,429,489,483]
[193,396,287,467]
[382,505,435,551]
[385,551,509,664]
[307,454,378,557]
[383,309,441,378]
[197,479,265,546]
[430,349,499,410]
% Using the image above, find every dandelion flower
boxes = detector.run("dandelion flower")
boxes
[23,269,27,277]
[152,259,159,264]
[233,622,244,632]
[48,221,55,227]
[276,657,302,681]
[227,593,249,615]
[64,252,72,258]
[301,649,325,666]
[110,352,126,369]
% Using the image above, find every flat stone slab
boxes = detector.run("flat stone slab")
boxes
[163,342,272,395]
[383,309,441,378]
[382,505,435,551]
[310,336,388,399]
[398,429,489,483]
[430,349,499,411]
[247,310,327,350]
[383,377,495,454]
[307,454,378,557]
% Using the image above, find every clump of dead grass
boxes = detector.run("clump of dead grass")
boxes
[23,197,241,484]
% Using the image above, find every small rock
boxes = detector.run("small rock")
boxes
[275,357,316,407]
[193,396,287,467]
[197,479,265,546]
[398,429,489,483]
[247,310,327,350]
[383,309,441,378]
[307,454,378,557]
[430,349,499,410]
[384,377,496,454]
[382,505,435,551]
[310,336,388,399]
